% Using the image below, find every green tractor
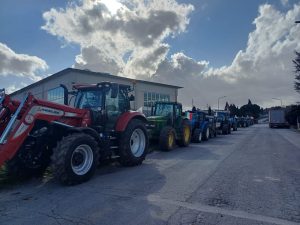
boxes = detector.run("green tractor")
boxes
[147,102,191,151]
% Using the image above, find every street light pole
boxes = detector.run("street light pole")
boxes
[272,98,283,107]
[218,96,226,110]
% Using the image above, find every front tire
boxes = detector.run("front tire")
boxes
[159,126,175,151]
[177,120,191,147]
[202,127,210,141]
[191,128,202,143]
[51,133,99,185]
[118,119,148,166]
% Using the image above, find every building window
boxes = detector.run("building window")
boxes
[143,91,170,107]
[47,87,65,104]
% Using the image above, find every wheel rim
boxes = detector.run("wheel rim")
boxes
[168,132,174,148]
[184,126,190,143]
[130,128,146,157]
[71,144,94,176]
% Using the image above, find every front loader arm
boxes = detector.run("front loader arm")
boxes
[0,93,88,166]
[0,94,30,165]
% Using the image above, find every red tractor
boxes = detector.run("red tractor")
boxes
[0,83,149,185]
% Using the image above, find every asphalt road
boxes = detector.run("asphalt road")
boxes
[1,124,299,225]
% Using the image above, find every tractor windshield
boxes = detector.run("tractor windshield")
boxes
[154,104,173,117]
[75,90,103,110]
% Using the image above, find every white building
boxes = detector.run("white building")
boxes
[10,68,182,115]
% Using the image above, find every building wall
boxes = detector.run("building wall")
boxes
[10,70,178,114]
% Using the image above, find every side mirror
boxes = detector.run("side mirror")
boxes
[111,83,118,98]
[128,94,135,110]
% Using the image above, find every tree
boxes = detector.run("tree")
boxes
[285,105,300,126]
[228,104,239,117]
[240,100,261,119]
[293,51,300,94]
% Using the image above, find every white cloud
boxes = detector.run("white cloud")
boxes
[42,0,194,75]
[42,1,300,108]
[0,42,48,81]
[150,4,300,108]
[5,82,27,94]
[204,4,300,107]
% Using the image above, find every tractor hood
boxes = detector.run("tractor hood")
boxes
[147,115,168,122]
[146,115,168,130]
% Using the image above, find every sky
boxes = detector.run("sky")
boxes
[0,0,299,109]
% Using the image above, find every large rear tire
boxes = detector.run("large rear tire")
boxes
[177,120,191,147]
[191,128,202,143]
[118,119,148,166]
[51,133,99,185]
[159,126,175,151]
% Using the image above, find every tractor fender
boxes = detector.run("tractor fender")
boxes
[50,122,100,143]
[71,127,101,143]
[115,111,147,132]
[183,118,192,127]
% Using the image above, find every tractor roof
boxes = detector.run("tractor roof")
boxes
[73,82,130,90]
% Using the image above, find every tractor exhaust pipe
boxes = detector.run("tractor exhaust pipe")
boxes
[60,84,69,105]
[0,89,5,105]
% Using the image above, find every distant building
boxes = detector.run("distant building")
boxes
[10,68,182,115]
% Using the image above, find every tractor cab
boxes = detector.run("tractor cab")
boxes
[215,111,230,121]
[73,82,133,131]
[149,101,183,127]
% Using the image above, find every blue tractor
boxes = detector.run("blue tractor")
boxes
[215,110,231,135]
[185,110,211,143]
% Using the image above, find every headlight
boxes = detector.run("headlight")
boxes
[25,114,34,124]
